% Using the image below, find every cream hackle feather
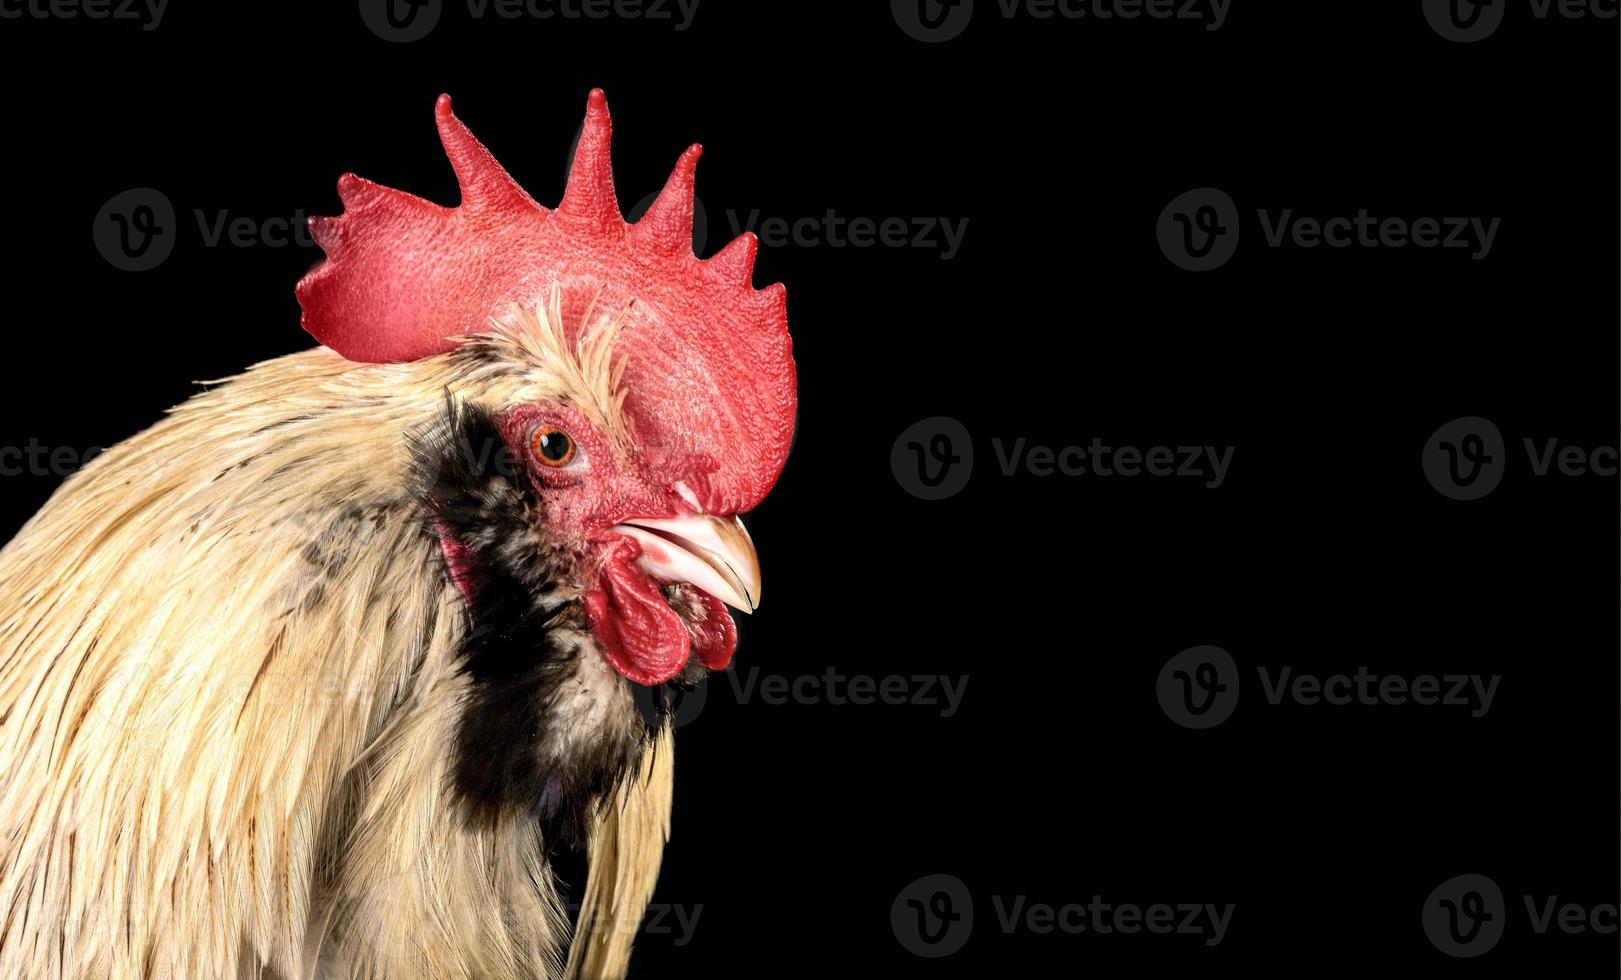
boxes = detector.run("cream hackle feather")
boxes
[0,301,671,979]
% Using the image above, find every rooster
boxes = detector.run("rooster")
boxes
[0,90,795,979]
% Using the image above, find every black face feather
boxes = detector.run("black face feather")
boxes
[410,395,660,850]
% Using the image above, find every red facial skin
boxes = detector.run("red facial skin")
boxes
[492,404,739,687]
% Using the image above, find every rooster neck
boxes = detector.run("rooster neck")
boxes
[0,346,673,978]
[412,395,651,849]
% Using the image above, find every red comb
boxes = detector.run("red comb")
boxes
[296,90,796,514]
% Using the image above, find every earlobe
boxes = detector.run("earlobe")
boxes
[433,522,481,609]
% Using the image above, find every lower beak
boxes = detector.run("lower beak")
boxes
[610,514,763,613]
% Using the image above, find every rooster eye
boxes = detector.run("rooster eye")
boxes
[529,426,576,468]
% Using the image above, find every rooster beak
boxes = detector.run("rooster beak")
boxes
[611,514,763,613]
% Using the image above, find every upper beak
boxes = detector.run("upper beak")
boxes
[610,514,762,613]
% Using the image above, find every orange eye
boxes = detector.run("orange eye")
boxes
[530,426,576,467]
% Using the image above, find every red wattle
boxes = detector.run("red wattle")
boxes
[587,558,691,686]
[686,590,738,671]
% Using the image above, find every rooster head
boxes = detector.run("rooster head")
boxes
[296,90,795,691]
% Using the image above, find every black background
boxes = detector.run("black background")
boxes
[0,1,1617,975]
